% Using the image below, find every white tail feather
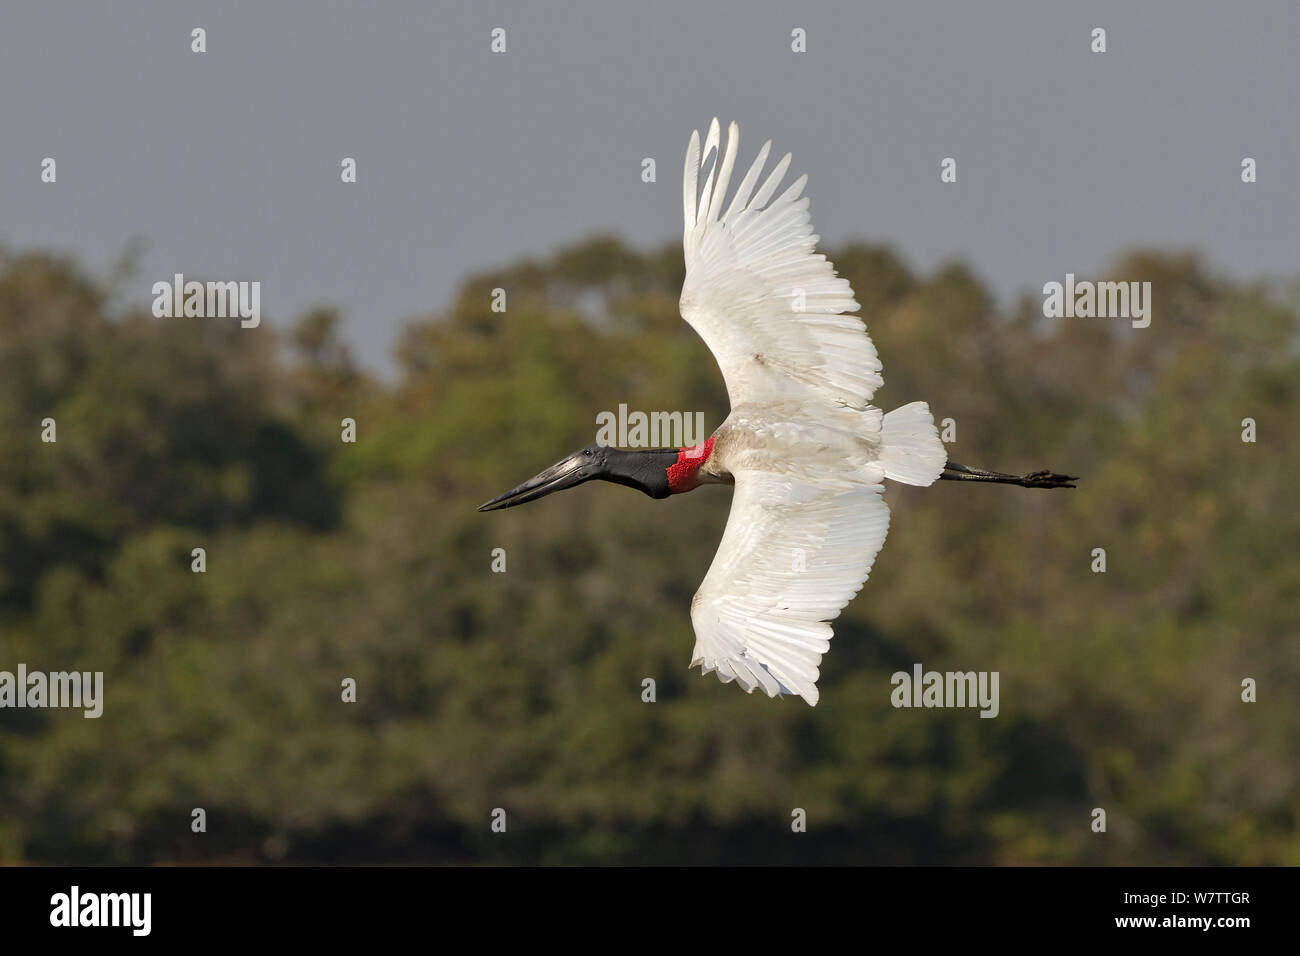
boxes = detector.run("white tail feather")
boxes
[880,401,946,486]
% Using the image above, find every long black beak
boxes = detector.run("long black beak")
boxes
[478,452,592,512]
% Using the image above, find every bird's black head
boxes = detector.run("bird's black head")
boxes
[477,444,681,512]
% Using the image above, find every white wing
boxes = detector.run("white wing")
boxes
[680,119,883,410]
[689,469,890,706]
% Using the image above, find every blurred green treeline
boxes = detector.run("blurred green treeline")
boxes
[0,237,1296,864]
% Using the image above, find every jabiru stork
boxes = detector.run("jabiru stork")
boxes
[480,119,1076,705]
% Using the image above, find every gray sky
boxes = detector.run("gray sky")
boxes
[3,1,1297,375]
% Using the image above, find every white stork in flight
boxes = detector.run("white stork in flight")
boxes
[480,119,1075,705]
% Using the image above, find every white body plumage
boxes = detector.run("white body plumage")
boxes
[679,119,946,705]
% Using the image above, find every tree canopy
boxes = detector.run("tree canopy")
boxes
[0,237,1295,864]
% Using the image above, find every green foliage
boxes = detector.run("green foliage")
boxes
[0,239,1295,864]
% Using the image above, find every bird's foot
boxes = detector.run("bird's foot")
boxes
[1017,470,1078,489]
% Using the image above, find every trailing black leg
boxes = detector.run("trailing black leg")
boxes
[939,461,1077,489]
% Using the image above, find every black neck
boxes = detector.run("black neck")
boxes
[596,448,680,499]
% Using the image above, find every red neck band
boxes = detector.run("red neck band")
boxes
[666,436,716,494]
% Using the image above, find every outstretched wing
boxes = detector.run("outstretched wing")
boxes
[689,468,890,706]
[680,118,883,411]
